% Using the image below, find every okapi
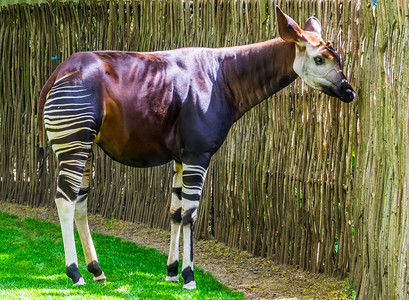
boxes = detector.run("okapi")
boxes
[37,7,355,289]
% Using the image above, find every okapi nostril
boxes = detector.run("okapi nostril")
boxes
[346,89,356,100]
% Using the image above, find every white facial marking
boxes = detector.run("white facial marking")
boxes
[293,42,341,90]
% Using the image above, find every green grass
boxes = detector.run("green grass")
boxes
[0,212,243,299]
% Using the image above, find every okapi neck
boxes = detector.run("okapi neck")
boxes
[220,38,298,119]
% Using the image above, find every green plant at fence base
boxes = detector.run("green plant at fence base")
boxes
[106,216,115,229]
[342,277,356,299]
[0,212,243,300]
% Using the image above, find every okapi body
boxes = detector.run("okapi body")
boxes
[37,8,355,289]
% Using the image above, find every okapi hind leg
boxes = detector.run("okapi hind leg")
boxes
[44,78,100,286]
[180,156,209,289]
[54,154,91,286]
[166,161,183,282]
[74,152,106,283]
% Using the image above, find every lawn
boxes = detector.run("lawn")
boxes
[0,212,243,299]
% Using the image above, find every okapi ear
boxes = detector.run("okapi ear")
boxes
[276,6,305,43]
[303,16,322,36]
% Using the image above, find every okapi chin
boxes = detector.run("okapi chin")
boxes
[37,7,355,289]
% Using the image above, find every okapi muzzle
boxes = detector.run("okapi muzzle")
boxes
[321,75,356,103]
[321,63,356,103]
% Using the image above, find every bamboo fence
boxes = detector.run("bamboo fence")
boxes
[0,0,408,298]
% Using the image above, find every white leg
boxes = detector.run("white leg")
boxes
[166,161,183,282]
[75,200,106,282]
[56,197,85,286]
[74,154,106,283]
[49,141,91,286]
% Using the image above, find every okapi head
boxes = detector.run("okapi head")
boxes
[276,7,356,103]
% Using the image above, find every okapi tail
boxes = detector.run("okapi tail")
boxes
[37,65,61,174]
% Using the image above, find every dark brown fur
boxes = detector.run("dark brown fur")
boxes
[38,40,297,167]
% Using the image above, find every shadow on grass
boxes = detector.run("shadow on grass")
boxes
[0,275,187,299]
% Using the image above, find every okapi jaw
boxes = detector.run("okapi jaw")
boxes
[276,7,356,103]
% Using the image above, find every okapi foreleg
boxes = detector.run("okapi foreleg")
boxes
[181,163,208,289]
[166,161,183,282]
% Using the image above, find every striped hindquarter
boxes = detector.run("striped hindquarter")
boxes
[44,79,105,285]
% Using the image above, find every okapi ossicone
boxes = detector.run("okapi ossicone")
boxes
[37,7,355,289]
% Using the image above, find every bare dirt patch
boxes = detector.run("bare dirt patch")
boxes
[0,202,351,299]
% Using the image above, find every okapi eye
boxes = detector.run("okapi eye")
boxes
[314,56,324,65]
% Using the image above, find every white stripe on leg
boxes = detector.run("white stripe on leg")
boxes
[182,221,196,290]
